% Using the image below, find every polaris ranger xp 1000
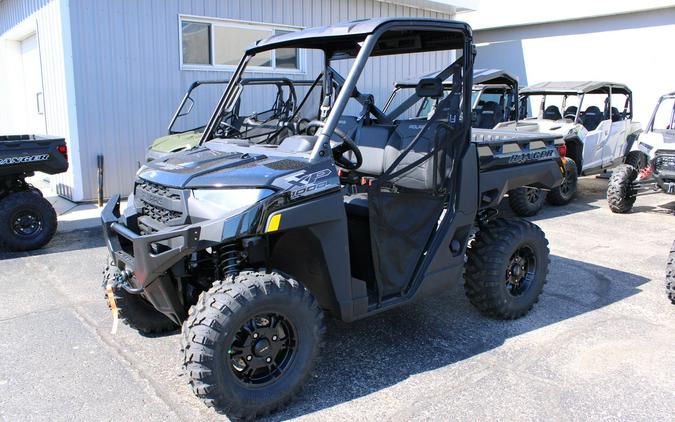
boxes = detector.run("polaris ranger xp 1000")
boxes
[101,18,564,418]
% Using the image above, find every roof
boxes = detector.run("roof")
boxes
[395,68,517,88]
[520,81,631,95]
[248,18,471,57]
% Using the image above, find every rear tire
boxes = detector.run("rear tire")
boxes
[102,263,178,334]
[624,151,647,170]
[0,191,57,251]
[508,187,546,217]
[607,164,638,214]
[182,271,325,419]
[546,158,578,205]
[666,242,675,305]
[464,218,549,319]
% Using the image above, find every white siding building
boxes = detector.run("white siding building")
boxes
[0,0,475,202]
[464,0,675,126]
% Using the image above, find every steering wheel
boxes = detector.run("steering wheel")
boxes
[216,119,241,137]
[305,120,363,170]
[563,113,577,121]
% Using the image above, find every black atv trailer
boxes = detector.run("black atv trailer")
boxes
[0,134,68,251]
[100,18,564,418]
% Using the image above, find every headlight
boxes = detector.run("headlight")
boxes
[189,188,274,219]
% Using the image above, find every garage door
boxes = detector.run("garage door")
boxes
[20,34,46,135]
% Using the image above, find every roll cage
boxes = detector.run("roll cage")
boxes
[199,18,474,163]
[383,68,518,124]
[647,92,675,132]
[518,81,633,124]
[168,78,317,136]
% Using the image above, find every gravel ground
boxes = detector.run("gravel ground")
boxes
[1,176,674,421]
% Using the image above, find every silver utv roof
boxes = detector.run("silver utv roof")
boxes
[394,68,517,89]
[521,81,631,95]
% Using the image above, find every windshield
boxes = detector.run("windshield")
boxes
[652,96,675,131]
[200,24,472,161]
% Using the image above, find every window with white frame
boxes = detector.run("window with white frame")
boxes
[180,16,302,72]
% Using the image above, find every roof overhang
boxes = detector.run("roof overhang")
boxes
[248,18,471,59]
[520,81,632,95]
[395,68,517,89]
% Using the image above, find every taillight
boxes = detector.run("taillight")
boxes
[557,144,567,158]
[57,144,68,162]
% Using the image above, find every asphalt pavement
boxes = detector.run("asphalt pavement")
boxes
[1,176,674,421]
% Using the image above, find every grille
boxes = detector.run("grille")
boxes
[136,180,181,200]
[135,180,185,227]
[140,203,182,224]
[654,153,675,173]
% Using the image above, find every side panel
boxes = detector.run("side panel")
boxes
[581,121,610,173]
[605,119,630,167]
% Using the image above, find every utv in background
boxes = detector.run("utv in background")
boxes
[607,92,675,213]
[384,68,519,128]
[384,69,564,217]
[0,135,68,251]
[101,18,564,418]
[146,78,319,161]
[497,81,642,209]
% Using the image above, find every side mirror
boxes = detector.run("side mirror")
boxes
[416,78,444,98]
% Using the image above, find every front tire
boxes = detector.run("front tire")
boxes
[607,164,638,213]
[464,218,550,319]
[547,158,578,205]
[508,187,546,217]
[666,242,675,305]
[0,191,57,251]
[182,271,325,419]
[102,263,178,334]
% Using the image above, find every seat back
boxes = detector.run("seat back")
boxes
[476,101,499,129]
[611,107,622,122]
[582,106,603,131]
[353,124,393,176]
[543,105,562,120]
[564,106,578,118]
[382,120,442,190]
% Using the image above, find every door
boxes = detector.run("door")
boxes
[20,34,46,134]
[602,91,632,167]
[581,122,610,173]
[604,119,629,167]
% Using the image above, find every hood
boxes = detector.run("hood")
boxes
[496,119,575,135]
[150,132,202,153]
[137,144,309,189]
[638,130,675,159]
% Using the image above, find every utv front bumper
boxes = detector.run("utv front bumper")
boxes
[101,195,203,322]
[101,194,263,323]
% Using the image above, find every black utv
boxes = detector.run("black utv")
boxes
[101,18,564,418]
[1,134,68,251]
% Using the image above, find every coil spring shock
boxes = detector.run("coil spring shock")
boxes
[219,244,239,278]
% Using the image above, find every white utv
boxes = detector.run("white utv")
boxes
[607,92,675,213]
[496,81,642,206]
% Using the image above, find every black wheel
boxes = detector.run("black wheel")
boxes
[464,218,550,319]
[182,271,325,419]
[102,263,178,334]
[0,191,57,251]
[666,242,675,305]
[624,151,647,170]
[546,158,578,205]
[508,187,546,217]
[607,164,638,214]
